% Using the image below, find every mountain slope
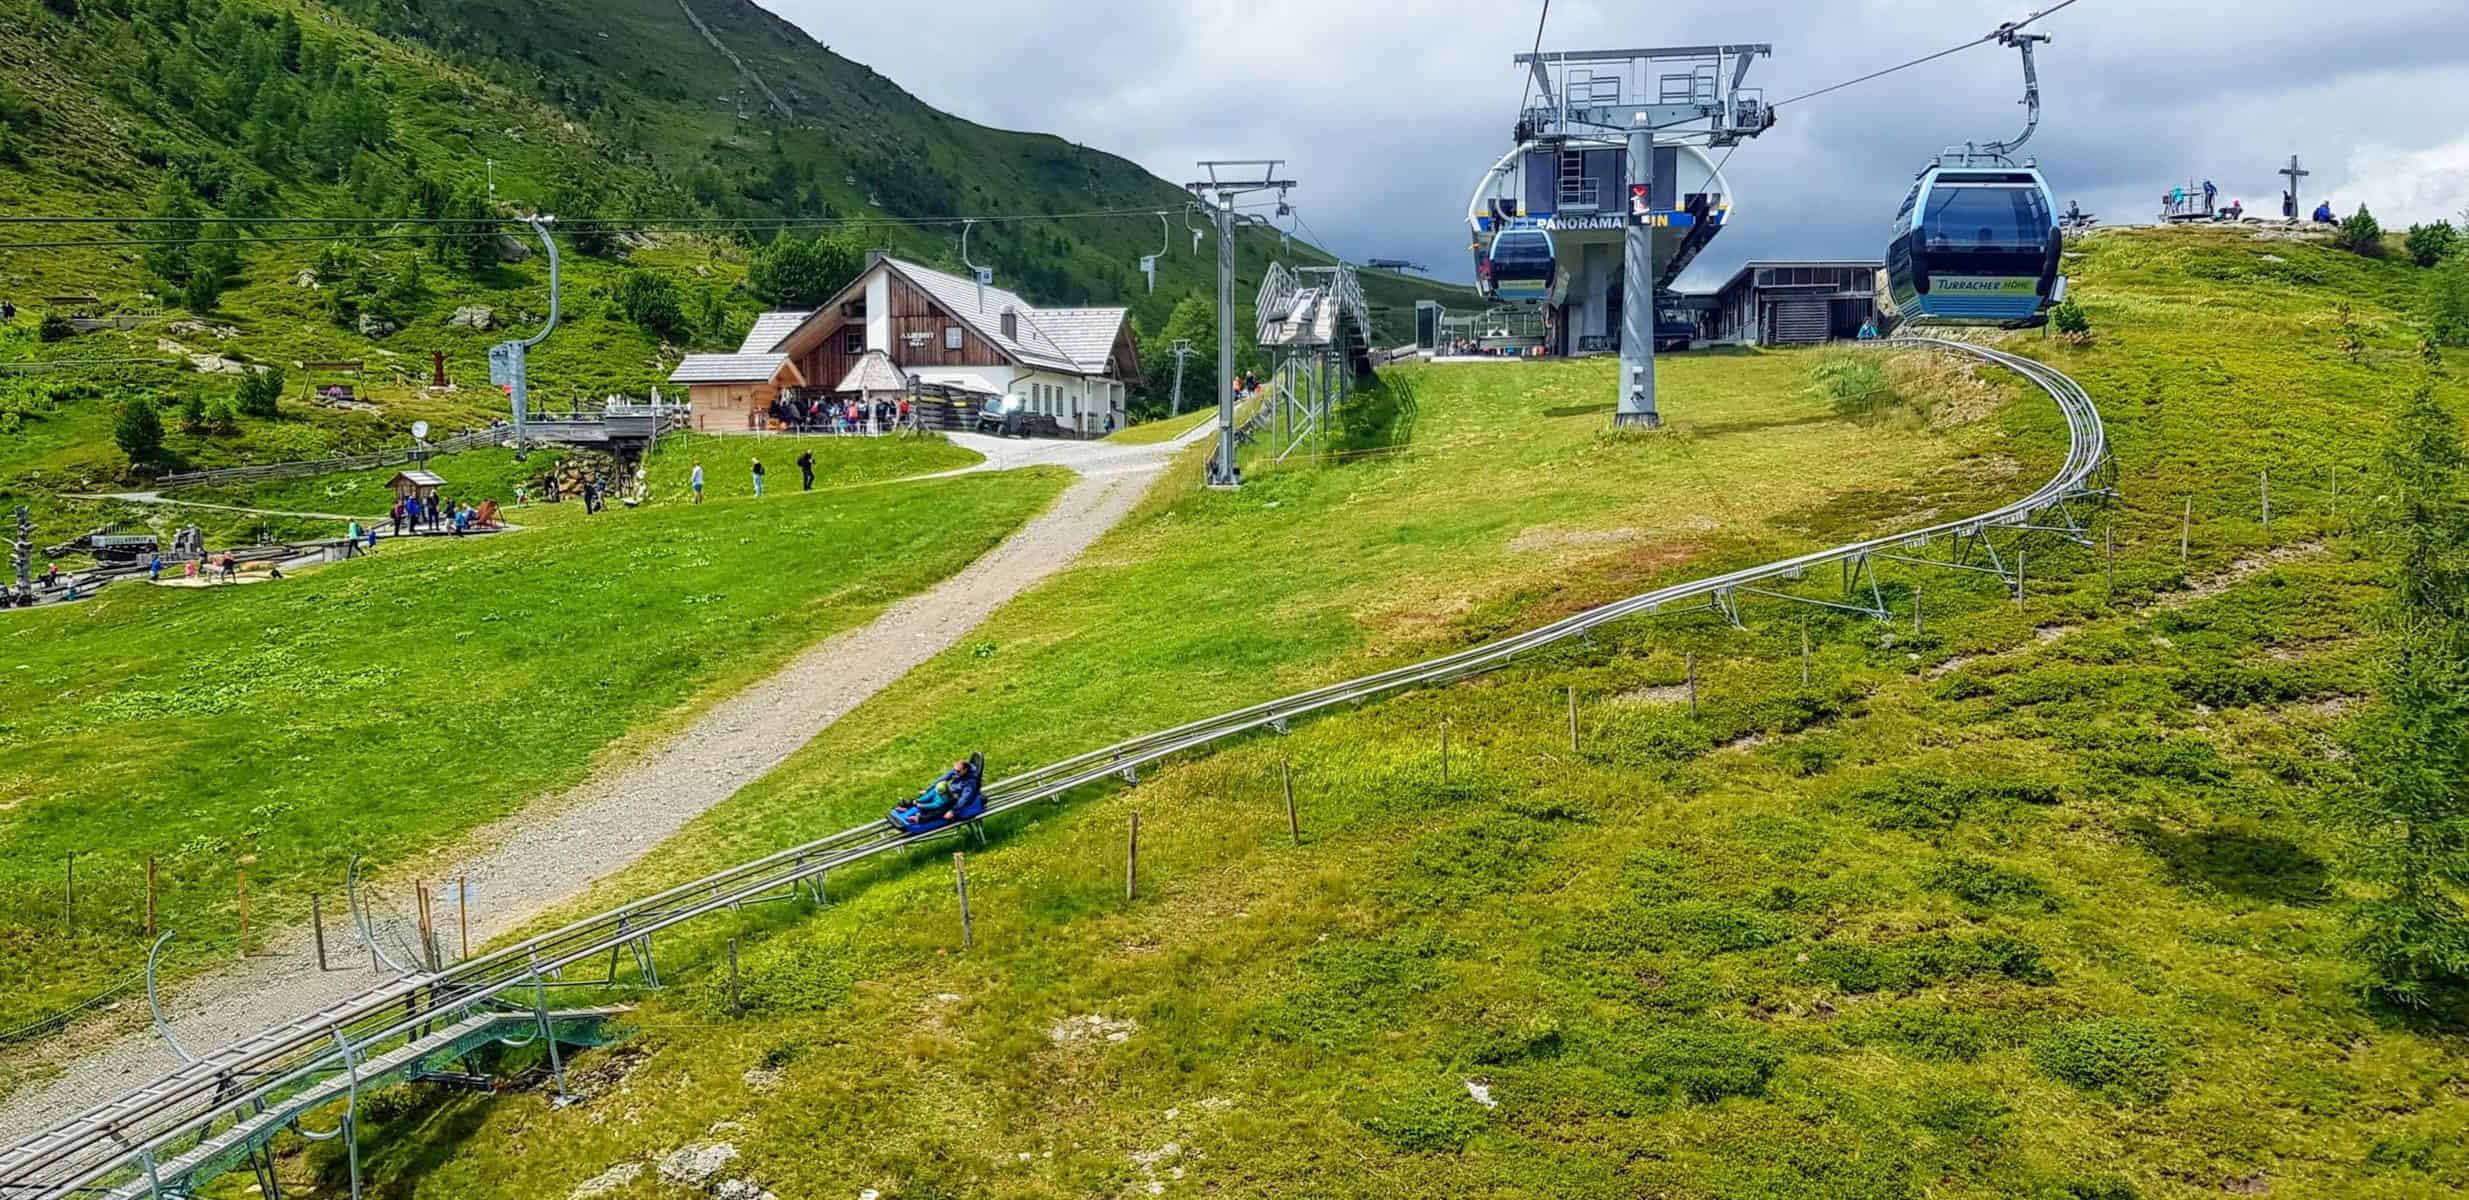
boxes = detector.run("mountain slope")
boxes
[0,0,1457,479]
[313,228,2469,1198]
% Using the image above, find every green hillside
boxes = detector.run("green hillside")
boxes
[0,0,1460,516]
[308,227,2469,1198]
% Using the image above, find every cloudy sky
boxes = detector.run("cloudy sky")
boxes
[777,0,2469,286]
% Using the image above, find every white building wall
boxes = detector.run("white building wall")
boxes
[865,272,891,353]
[911,364,1130,436]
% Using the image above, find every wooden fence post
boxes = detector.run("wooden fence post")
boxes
[1126,812,1141,902]
[2180,497,2193,563]
[1913,584,1923,637]
[313,893,329,971]
[1567,685,1580,752]
[1282,758,1300,846]
[1686,653,1698,719]
[416,880,436,972]
[952,853,974,951]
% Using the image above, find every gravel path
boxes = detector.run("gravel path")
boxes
[0,425,1210,1139]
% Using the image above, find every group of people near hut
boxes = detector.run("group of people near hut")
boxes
[390,493,499,537]
[770,395,911,434]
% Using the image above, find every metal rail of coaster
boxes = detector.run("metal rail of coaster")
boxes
[2,337,2111,1200]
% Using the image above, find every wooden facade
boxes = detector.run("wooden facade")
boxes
[682,360,805,432]
[777,278,1020,391]
[780,315,866,400]
[885,275,1010,370]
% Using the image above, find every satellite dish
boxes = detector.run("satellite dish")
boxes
[411,420,431,441]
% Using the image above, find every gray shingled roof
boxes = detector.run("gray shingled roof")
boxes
[757,259,1133,378]
[1032,308,1132,371]
[739,311,809,354]
[668,353,792,384]
[884,259,1133,376]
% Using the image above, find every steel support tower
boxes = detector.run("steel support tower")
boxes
[1514,45,1773,426]
[1187,161,1296,489]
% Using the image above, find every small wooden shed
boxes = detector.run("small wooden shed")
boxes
[389,469,447,505]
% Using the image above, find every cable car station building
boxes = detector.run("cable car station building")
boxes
[1465,46,1768,359]
[1698,260,1883,347]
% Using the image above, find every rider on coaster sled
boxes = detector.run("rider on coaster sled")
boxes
[889,753,987,834]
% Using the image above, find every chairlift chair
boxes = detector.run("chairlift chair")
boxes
[1141,213,1169,293]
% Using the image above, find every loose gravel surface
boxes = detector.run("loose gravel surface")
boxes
[0,424,1210,1141]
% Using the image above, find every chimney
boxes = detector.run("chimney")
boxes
[1000,307,1018,341]
[865,249,888,269]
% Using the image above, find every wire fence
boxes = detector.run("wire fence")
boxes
[0,973,143,1049]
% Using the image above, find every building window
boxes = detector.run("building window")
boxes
[843,328,863,355]
[944,325,963,350]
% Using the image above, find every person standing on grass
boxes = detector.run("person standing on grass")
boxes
[798,449,815,492]
[691,461,705,504]
[148,553,162,582]
[751,456,766,498]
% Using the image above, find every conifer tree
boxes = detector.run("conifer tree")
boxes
[2334,383,2469,1008]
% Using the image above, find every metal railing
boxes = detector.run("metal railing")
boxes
[0,338,2110,1199]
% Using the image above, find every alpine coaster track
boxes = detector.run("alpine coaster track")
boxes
[2,337,2112,1198]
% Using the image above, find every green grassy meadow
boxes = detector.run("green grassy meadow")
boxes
[0,465,1069,1034]
[641,434,982,503]
[305,227,2469,1199]
[1104,405,1221,445]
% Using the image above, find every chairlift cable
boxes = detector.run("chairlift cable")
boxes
[0,198,1309,250]
[1767,0,2088,109]
[1513,0,1553,123]
[0,205,1194,232]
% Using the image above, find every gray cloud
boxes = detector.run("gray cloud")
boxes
[775,0,2469,285]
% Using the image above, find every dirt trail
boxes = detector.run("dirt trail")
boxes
[0,426,1210,1139]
